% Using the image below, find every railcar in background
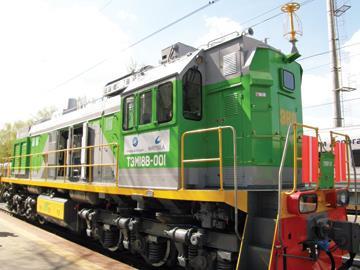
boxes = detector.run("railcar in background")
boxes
[319,125,360,212]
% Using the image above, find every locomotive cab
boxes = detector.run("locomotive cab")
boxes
[179,35,303,190]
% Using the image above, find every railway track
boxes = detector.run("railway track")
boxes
[0,203,177,270]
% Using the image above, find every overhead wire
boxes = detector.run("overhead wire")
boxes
[45,0,115,91]
[234,0,359,118]
[99,0,113,12]
[247,0,318,29]
[299,42,360,61]
[304,97,360,109]
[304,62,331,71]
[126,0,220,49]
[302,51,360,110]
[49,0,319,93]
[248,12,283,29]
[49,0,220,92]
[239,3,284,26]
[304,51,360,71]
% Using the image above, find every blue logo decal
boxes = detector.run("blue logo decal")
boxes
[155,136,161,144]
[132,137,139,147]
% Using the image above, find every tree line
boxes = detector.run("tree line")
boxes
[0,107,55,161]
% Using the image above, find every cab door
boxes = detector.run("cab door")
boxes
[205,86,243,188]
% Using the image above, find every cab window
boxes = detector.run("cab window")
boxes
[157,82,173,124]
[139,91,152,125]
[282,69,295,91]
[123,96,134,130]
[183,68,202,120]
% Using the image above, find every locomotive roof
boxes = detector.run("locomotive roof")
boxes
[119,35,274,95]
[28,95,120,137]
[25,50,201,138]
[121,48,201,95]
[25,35,274,138]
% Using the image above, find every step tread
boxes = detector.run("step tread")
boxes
[247,245,272,270]
[248,216,276,247]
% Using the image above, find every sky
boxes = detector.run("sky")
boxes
[0,0,359,129]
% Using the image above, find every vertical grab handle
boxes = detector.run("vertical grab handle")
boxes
[180,126,239,239]
[278,123,293,248]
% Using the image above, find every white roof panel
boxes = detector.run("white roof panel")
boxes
[29,95,121,136]
[123,49,200,94]
[28,50,200,136]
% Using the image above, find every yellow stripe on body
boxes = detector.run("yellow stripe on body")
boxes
[1,177,248,212]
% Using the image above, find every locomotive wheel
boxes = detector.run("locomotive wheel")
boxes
[99,228,123,252]
[107,232,123,252]
[144,239,172,267]
[37,216,45,225]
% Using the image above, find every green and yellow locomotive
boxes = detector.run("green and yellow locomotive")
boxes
[1,31,359,270]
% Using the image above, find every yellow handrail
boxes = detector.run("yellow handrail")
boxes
[180,125,240,240]
[2,143,119,181]
[10,163,116,170]
[330,131,351,189]
[287,123,319,195]
[281,124,353,196]
[180,126,236,191]
[7,142,118,159]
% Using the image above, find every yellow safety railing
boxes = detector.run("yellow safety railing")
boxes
[284,124,354,194]
[288,123,319,194]
[181,125,240,240]
[180,126,237,191]
[330,131,351,189]
[278,123,319,250]
[1,143,119,184]
[278,123,355,247]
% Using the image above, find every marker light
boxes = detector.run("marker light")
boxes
[336,189,350,207]
[287,191,318,215]
[299,193,318,214]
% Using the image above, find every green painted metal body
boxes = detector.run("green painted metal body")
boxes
[119,81,180,170]
[12,46,305,188]
[178,48,303,187]
[12,137,30,174]
[30,134,48,171]
[319,152,335,189]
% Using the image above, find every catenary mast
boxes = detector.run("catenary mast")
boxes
[327,0,342,127]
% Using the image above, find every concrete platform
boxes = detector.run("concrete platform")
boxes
[0,211,135,270]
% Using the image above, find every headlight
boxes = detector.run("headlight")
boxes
[299,193,318,214]
[336,189,349,207]
[287,191,318,215]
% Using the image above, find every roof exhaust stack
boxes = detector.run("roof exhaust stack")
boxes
[63,98,77,115]
[242,27,254,36]
[161,42,196,64]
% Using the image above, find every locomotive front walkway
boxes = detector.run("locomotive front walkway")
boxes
[0,210,135,270]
